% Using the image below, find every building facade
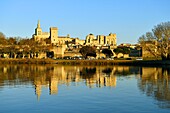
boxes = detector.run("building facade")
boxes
[85,33,117,46]
[32,20,81,45]
[32,20,50,43]
[33,20,116,47]
[32,20,117,58]
[141,41,159,58]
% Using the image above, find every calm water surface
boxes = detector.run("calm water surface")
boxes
[0,65,170,113]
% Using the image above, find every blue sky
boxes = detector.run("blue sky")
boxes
[0,0,170,44]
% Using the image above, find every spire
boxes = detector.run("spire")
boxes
[37,20,40,28]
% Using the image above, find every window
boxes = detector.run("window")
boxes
[38,31,41,35]
[88,39,90,43]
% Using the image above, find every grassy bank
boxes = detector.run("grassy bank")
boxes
[0,58,170,67]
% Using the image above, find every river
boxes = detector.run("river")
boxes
[0,64,169,113]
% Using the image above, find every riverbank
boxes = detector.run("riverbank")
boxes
[0,58,170,66]
[56,59,170,67]
[0,58,56,64]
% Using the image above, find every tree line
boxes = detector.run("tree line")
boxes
[0,32,52,58]
[0,31,132,59]
[79,45,131,59]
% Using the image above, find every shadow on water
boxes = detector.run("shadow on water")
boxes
[0,64,170,108]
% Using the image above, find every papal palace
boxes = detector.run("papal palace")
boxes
[32,20,117,58]
[32,20,117,46]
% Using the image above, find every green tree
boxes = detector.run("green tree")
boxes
[113,47,130,54]
[79,46,96,59]
[102,49,113,58]
[113,48,122,54]
[122,47,130,54]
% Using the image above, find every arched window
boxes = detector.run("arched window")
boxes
[88,38,90,43]
[38,31,41,35]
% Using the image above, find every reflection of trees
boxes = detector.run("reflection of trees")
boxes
[80,67,97,88]
[0,65,140,88]
[138,67,170,108]
[0,65,140,100]
[102,68,113,76]
[80,67,96,78]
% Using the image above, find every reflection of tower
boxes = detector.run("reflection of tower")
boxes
[49,76,58,95]
[35,84,42,101]
[98,76,117,87]
[99,76,104,87]
[110,76,117,87]
[3,67,7,73]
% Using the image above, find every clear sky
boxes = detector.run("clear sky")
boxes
[0,0,170,44]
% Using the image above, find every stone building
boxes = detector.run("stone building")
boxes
[142,41,158,58]
[32,20,84,45]
[32,20,117,58]
[33,20,116,47]
[85,33,117,46]
[32,20,50,43]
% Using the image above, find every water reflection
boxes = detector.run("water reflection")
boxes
[0,65,138,98]
[0,65,170,108]
[138,67,170,108]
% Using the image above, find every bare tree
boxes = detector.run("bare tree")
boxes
[153,22,170,60]
[0,32,8,45]
[139,22,170,60]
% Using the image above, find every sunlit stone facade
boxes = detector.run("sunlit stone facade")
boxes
[32,20,116,47]
[32,20,82,45]
[32,20,50,42]
[85,33,117,46]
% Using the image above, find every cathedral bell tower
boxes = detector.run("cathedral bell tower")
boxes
[35,20,42,35]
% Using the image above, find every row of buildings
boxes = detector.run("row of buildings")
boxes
[0,20,157,59]
[0,20,144,59]
[32,20,118,58]
[32,20,167,59]
[32,20,117,47]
